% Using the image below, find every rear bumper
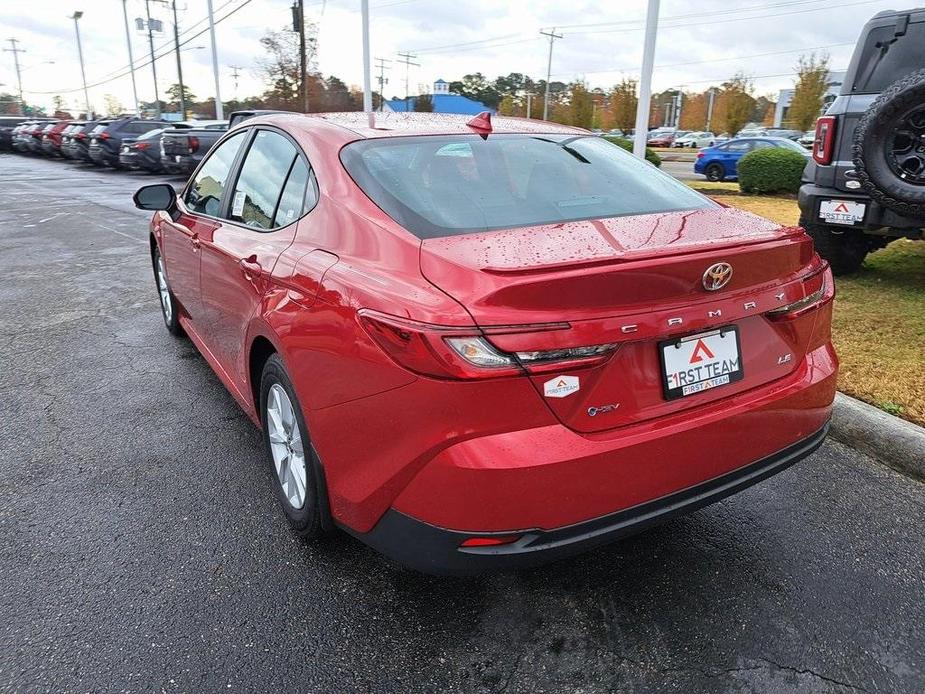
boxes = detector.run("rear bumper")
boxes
[351,341,837,574]
[798,184,925,230]
[357,423,829,575]
[162,155,198,174]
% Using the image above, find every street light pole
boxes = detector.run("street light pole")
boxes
[540,28,562,121]
[361,0,373,127]
[121,0,141,115]
[69,12,92,118]
[206,0,223,119]
[706,87,716,131]
[632,0,660,159]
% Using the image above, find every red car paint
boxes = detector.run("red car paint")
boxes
[147,112,837,570]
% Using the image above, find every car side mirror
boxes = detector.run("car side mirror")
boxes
[133,183,177,211]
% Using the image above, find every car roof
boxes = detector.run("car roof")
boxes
[246,111,587,140]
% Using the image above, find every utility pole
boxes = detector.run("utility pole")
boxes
[292,1,309,112]
[396,51,419,112]
[144,0,162,119]
[525,92,534,119]
[206,0,223,119]
[170,1,186,120]
[3,38,25,115]
[705,87,716,131]
[539,28,562,121]
[632,0,660,159]
[674,90,683,128]
[374,57,391,112]
[229,65,242,99]
[361,0,372,127]
[69,12,91,118]
[121,1,141,115]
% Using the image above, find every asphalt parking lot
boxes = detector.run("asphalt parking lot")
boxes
[1,154,924,694]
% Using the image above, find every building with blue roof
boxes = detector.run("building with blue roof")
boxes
[384,79,495,116]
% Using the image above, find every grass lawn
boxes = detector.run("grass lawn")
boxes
[686,182,925,426]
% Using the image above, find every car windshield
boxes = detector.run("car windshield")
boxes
[341,134,715,239]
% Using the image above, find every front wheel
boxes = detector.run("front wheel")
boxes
[260,355,327,539]
[705,163,725,182]
[152,246,183,335]
[801,221,868,275]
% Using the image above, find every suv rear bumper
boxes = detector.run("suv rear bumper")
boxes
[356,423,830,575]
[799,183,925,231]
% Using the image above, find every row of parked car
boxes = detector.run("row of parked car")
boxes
[645,127,815,149]
[1,115,229,175]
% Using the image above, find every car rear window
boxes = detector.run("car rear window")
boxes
[853,19,925,93]
[340,134,714,239]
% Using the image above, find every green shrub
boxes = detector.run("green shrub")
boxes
[737,147,807,194]
[602,136,662,168]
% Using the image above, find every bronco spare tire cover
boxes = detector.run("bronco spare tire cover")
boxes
[853,68,925,217]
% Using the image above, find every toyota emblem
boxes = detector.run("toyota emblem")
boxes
[702,262,733,291]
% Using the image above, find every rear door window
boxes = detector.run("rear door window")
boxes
[226,130,298,230]
[853,20,925,93]
[726,141,752,153]
[184,131,247,217]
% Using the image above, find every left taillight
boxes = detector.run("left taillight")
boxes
[812,116,836,165]
[357,310,618,380]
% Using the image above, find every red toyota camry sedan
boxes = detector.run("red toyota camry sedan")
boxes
[134,112,837,574]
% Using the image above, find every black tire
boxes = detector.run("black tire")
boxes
[151,246,183,335]
[801,220,868,275]
[853,68,925,217]
[705,163,725,182]
[259,354,328,539]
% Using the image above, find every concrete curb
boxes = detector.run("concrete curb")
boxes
[831,392,925,481]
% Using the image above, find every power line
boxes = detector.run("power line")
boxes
[3,38,25,110]
[539,28,562,121]
[395,51,419,107]
[568,0,888,35]
[23,0,255,96]
[559,41,855,78]
[374,56,391,111]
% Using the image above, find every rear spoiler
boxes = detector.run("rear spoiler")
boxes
[228,109,295,128]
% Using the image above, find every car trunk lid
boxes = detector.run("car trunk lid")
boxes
[420,206,820,433]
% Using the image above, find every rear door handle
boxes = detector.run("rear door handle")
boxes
[239,255,263,279]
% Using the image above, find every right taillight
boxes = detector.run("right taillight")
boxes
[766,265,834,320]
[188,136,199,153]
[812,116,836,165]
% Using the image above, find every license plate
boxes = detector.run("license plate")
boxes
[659,327,743,400]
[175,155,182,162]
[819,199,865,225]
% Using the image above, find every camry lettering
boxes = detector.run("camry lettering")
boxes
[708,309,722,318]
[743,301,757,310]
[667,317,683,326]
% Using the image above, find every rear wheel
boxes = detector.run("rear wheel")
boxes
[801,220,868,275]
[705,163,725,182]
[260,355,327,539]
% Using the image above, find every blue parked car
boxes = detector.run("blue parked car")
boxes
[694,137,810,181]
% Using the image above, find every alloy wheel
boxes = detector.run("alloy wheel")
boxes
[156,254,173,323]
[266,383,307,510]
[888,104,925,185]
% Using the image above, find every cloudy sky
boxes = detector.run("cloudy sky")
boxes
[0,0,904,115]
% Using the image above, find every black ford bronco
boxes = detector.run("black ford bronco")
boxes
[798,7,925,274]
